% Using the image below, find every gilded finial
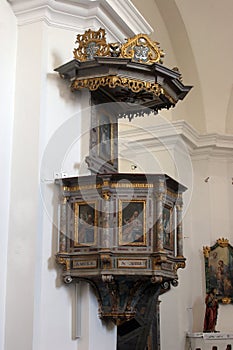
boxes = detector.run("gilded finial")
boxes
[73,28,165,65]
[217,237,229,247]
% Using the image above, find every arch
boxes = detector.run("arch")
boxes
[154,0,206,132]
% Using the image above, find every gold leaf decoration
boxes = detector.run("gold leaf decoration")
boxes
[73,28,164,65]
[73,28,109,61]
[121,33,164,64]
[203,246,211,258]
[217,237,229,247]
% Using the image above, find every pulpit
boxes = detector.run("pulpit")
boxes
[55,28,192,349]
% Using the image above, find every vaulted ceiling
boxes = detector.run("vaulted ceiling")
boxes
[132,0,233,134]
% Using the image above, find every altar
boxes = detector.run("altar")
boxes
[186,332,233,350]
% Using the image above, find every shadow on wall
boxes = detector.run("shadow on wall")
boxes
[192,296,204,332]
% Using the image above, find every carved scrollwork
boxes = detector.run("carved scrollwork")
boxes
[64,275,73,284]
[71,75,165,96]
[171,279,179,287]
[73,28,164,65]
[161,281,170,290]
[121,33,164,64]
[73,28,109,61]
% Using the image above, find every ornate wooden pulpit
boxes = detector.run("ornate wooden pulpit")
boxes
[55,28,191,349]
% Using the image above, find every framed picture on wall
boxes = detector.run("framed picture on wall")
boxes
[119,200,146,246]
[203,238,233,303]
[74,202,97,246]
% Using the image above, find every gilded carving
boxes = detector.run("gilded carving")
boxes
[102,190,111,200]
[203,245,211,258]
[217,237,229,247]
[73,29,164,65]
[73,28,109,61]
[111,182,153,188]
[174,261,186,271]
[100,254,112,269]
[222,297,232,304]
[121,33,164,64]
[57,256,70,271]
[63,184,102,192]
[71,76,173,103]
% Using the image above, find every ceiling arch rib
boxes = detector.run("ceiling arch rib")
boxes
[154,0,206,133]
[131,0,206,132]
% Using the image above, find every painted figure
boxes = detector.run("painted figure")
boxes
[216,259,228,295]
[99,123,111,160]
[79,211,94,244]
[163,211,170,246]
[123,210,143,243]
[203,288,219,332]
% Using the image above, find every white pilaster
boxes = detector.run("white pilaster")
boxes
[0,2,17,350]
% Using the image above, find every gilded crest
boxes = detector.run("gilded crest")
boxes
[73,29,164,65]
[73,28,110,61]
[121,34,164,64]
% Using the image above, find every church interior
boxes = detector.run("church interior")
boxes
[1,0,233,349]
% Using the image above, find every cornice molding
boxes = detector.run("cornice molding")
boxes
[9,0,152,40]
[119,119,233,160]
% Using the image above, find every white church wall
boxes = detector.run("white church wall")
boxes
[5,20,51,350]
[4,17,116,350]
[0,2,17,349]
[161,141,233,349]
[4,1,152,350]
[189,155,233,333]
[120,117,233,349]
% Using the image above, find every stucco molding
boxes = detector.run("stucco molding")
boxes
[119,119,233,160]
[9,0,152,40]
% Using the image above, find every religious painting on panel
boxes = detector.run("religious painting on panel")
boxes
[74,202,97,246]
[203,238,233,303]
[163,205,174,251]
[119,200,146,245]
